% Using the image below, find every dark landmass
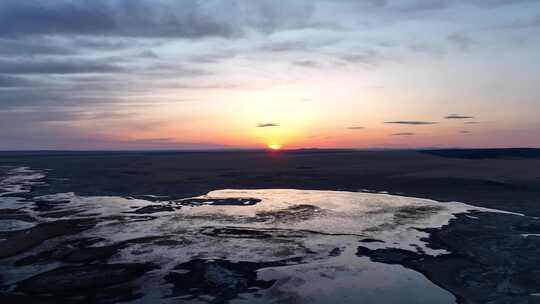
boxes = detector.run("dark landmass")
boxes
[421,148,540,159]
[1,149,540,304]
[14,262,157,303]
[1,149,539,215]
[357,212,540,304]
[0,219,97,259]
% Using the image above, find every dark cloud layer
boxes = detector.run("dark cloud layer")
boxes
[257,123,279,128]
[392,132,415,136]
[0,59,122,74]
[0,0,236,39]
[445,114,474,119]
[0,0,325,40]
[0,75,33,88]
[0,38,76,56]
[384,121,438,125]
[347,126,365,130]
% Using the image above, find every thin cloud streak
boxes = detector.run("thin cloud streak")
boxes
[392,132,415,136]
[257,123,279,128]
[384,121,438,125]
[445,114,474,119]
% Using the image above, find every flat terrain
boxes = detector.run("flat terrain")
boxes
[1,149,540,304]
[1,149,539,215]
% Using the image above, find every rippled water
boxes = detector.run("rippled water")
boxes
[0,167,520,303]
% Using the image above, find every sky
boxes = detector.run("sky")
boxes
[1,0,539,150]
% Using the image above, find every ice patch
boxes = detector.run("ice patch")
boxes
[178,189,521,255]
[0,219,35,231]
[0,167,45,196]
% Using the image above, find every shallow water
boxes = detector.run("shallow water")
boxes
[0,167,520,303]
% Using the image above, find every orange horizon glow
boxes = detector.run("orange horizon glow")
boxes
[268,143,282,150]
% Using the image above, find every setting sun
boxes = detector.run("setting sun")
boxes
[268,143,282,150]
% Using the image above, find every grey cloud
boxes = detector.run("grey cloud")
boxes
[259,41,310,53]
[0,0,328,40]
[392,132,415,136]
[257,123,279,128]
[0,87,124,109]
[239,1,319,33]
[409,41,446,57]
[0,38,76,55]
[72,37,142,50]
[293,60,319,68]
[459,130,472,134]
[347,126,365,130]
[395,0,451,12]
[384,121,438,125]
[0,109,95,123]
[190,50,238,64]
[0,58,122,75]
[395,0,536,12]
[164,83,242,90]
[259,37,340,54]
[0,75,34,87]
[445,114,474,119]
[468,0,540,8]
[494,15,540,30]
[0,0,534,42]
[447,33,475,51]
[340,50,383,67]
[136,50,159,59]
[0,0,236,39]
[464,121,481,124]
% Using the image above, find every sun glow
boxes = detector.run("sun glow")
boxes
[268,143,282,150]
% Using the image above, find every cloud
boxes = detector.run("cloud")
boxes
[0,38,76,55]
[0,0,326,40]
[258,37,340,54]
[257,123,279,128]
[0,75,33,87]
[0,0,537,150]
[259,41,308,53]
[164,83,243,90]
[0,0,237,39]
[468,0,540,9]
[445,114,474,119]
[339,50,383,67]
[395,1,450,13]
[459,130,472,134]
[392,132,415,136]
[384,121,437,125]
[447,33,475,51]
[0,58,122,74]
[493,15,540,30]
[464,121,481,124]
[293,60,319,68]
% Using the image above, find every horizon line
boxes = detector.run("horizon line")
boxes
[1,147,539,153]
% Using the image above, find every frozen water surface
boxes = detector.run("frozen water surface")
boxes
[0,167,521,303]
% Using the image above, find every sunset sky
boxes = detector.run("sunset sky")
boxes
[1,0,539,150]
